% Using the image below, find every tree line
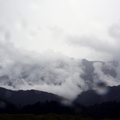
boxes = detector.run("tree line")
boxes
[0,99,120,119]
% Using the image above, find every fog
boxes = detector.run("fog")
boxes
[0,0,120,100]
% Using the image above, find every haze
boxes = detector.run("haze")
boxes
[0,0,120,100]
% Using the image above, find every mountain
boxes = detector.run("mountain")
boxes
[0,97,12,109]
[0,87,60,105]
[75,85,120,106]
[0,59,119,106]
[1,85,120,107]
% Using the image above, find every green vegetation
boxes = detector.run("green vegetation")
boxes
[0,114,94,120]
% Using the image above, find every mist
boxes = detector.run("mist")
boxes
[0,40,120,100]
[0,0,120,100]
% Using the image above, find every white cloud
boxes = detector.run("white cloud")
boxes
[0,0,120,60]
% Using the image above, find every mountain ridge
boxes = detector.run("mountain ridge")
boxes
[0,87,60,105]
[75,85,120,106]
[1,85,120,106]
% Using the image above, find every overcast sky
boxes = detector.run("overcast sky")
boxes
[0,0,120,100]
[0,0,120,61]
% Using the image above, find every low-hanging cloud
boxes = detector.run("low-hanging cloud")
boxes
[1,0,120,102]
[1,34,120,100]
[1,22,120,100]
[0,39,90,100]
[93,62,120,86]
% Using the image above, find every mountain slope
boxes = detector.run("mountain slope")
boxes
[75,85,120,106]
[0,87,60,105]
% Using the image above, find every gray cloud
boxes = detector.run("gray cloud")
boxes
[1,39,120,100]
[66,22,120,62]
[67,34,117,55]
[1,0,120,101]
[109,24,120,39]
[108,23,120,61]
[0,40,89,100]
[93,62,120,86]
[1,22,120,101]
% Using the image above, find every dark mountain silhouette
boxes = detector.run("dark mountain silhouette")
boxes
[1,86,120,118]
[0,87,60,105]
[0,97,12,108]
[1,85,120,107]
[0,97,17,114]
[75,85,120,106]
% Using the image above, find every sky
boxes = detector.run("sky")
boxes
[0,0,120,100]
[0,0,120,61]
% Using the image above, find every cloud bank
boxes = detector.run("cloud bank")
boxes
[1,22,120,100]
[0,40,89,100]
[0,39,120,100]
[0,0,120,100]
